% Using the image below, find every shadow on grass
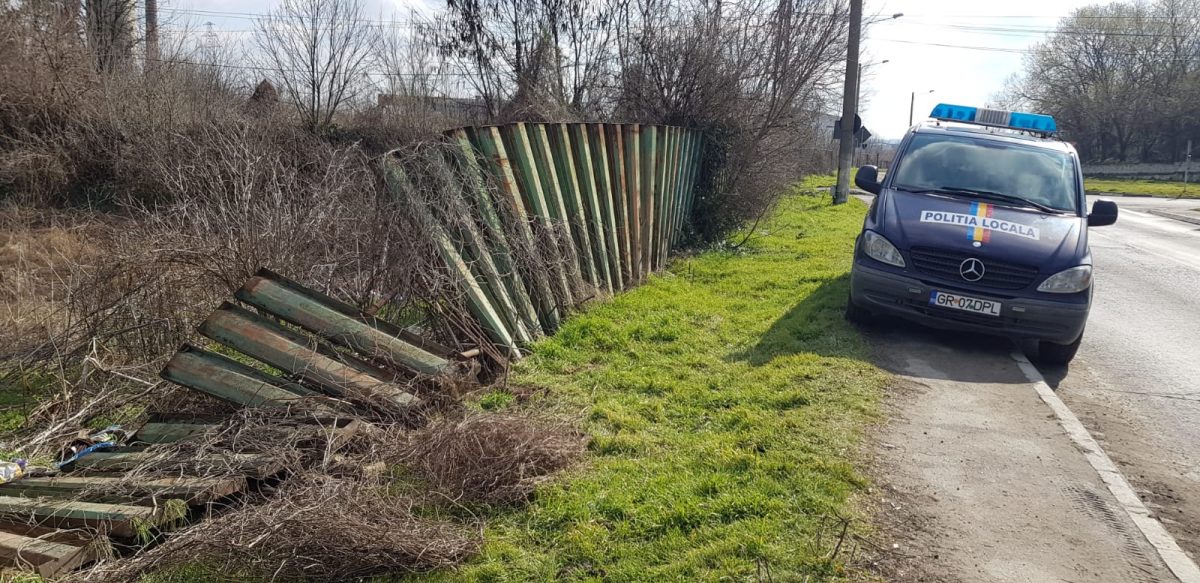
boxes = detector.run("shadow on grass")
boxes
[733,274,862,366]
[737,273,1040,385]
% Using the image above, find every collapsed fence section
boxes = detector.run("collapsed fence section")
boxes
[385,123,704,357]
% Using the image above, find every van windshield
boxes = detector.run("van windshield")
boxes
[890,133,1080,213]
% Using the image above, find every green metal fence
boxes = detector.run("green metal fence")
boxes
[382,123,704,356]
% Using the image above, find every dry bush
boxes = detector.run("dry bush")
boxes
[52,408,589,581]
[77,474,480,582]
[400,413,587,505]
[614,0,849,244]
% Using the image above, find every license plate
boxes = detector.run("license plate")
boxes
[929,290,1002,317]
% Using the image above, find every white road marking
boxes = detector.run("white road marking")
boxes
[1011,351,1200,583]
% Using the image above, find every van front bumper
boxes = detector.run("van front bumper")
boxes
[850,262,1088,344]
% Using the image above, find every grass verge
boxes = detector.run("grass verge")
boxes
[1085,177,1200,198]
[423,193,887,581]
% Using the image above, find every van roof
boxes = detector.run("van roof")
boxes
[911,121,1077,155]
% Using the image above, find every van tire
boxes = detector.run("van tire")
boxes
[844,294,872,325]
[1038,333,1082,365]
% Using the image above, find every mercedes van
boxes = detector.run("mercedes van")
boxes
[845,104,1118,365]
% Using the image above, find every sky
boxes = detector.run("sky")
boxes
[861,0,1100,139]
[163,0,1103,140]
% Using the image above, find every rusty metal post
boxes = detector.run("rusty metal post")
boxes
[589,123,624,291]
[625,124,643,282]
[161,344,318,408]
[450,129,545,337]
[470,126,563,330]
[640,126,657,277]
[234,269,453,374]
[569,123,614,294]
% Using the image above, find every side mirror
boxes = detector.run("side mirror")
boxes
[1088,199,1118,227]
[855,165,882,195]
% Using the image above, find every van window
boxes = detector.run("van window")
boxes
[891,133,1080,212]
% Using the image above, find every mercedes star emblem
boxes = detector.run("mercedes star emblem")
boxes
[959,258,985,282]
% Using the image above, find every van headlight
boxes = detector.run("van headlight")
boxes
[862,230,906,267]
[1037,265,1092,293]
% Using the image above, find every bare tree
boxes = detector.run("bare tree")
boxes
[254,0,380,131]
[435,0,624,120]
[84,0,138,73]
[1018,0,1200,162]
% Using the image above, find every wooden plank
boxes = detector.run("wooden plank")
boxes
[640,125,657,277]
[2,476,245,505]
[71,452,284,480]
[0,528,107,578]
[0,496,164,538]
[607,125,634,288]
[427,156,532,344]
[135,422,216,444]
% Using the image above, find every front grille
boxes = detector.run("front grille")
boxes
[909,246,1039,290]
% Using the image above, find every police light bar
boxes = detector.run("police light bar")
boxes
[929,103,1057,135]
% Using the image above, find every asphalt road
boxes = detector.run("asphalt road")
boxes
[857,194,1200,582]
[1048,196,1200,560]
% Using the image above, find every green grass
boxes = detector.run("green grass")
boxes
[798,171,839,190]
[798,168,884,192]
[1084,177,1200,198]
[420,193,887,581]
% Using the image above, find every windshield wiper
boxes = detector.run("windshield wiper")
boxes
[934,186,1063,214]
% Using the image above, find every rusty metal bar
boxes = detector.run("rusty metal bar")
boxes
[198,302,418,408]
[543,123,599,291]
[233,269,452,374]
[640,125,657,278]
[470,126,563,330]
[450,129,545,338]
[569,123,614,294]
[381,156,519,355]
[589,123,624,291]
[504,123,578,307]
[160,344,317,408]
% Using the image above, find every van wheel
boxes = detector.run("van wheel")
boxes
[844,293,872,325]
[1038,333,1082,365]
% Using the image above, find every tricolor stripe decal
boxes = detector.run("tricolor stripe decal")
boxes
[968,202,993,243]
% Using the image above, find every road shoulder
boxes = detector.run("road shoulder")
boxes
[861,326,1176,582]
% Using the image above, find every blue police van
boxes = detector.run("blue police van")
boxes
[845,104,1119,365]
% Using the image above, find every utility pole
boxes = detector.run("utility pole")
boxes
[833,0,862,205]
[1185,139,1192,196]
[909,89,933,127]
[145,0,159,66]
